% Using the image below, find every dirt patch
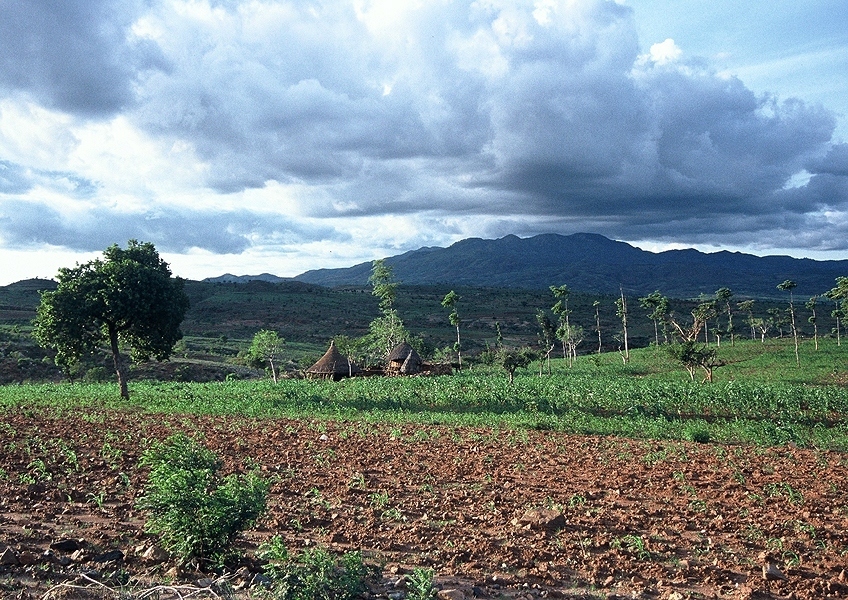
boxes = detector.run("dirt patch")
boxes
[1,411,847,599]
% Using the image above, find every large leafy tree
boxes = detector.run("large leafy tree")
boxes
[33,240,190,399]
[247,330,285,383]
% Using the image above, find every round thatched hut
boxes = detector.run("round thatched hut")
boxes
[387,341,422,375]
[306,341,360,381]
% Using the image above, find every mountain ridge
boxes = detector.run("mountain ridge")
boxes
[292,233,848,299]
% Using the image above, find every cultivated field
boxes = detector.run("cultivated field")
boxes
[1,341,847,599]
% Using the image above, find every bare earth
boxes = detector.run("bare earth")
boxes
[1,410,847,599]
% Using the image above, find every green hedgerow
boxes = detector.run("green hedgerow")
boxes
[136,433,269,565]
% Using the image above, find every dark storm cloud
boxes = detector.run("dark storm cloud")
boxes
[0,0,166,116]
[1,0,846,260]
[0,200,342,253]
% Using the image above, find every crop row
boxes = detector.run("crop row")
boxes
[2,372,846,450]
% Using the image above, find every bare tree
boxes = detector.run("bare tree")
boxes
[777,280,799,366]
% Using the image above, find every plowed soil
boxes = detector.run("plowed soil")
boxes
[1,410,847,599]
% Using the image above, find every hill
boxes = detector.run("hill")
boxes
[294,233,848,298]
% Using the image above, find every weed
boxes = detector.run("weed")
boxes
[613,535,650,560]
[257,536,376,600]
[568,494,587,508]
[348,472,366,490]
[369,491,390,509]
[406,568,436,600]
[764,482,804,505]
[136,433,269,565]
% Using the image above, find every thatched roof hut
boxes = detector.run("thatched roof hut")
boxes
[306,341,360,381]
[387,341,422,375]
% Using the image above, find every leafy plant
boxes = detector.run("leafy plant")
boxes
[136,433,269,565]
[257,536,376,600]
[405,567,436,600]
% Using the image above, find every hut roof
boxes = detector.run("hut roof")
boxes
[388,341,418,362]
[307,341,360,375]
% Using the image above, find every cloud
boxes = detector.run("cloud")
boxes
[0,0,166,116]
[0,0,846,275]
[0,200,342,254]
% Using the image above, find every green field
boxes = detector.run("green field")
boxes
[3,338,846,450]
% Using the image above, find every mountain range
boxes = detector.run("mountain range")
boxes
[287,233,848,299]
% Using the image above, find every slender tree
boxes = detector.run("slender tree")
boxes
[441,290,463,369]
[366,259,408,361]
[615,287,629,363]
[536,310,556,375]
[33,240,189,399]
[593,300,602,353]
[638,290,669,346]
[805,296,819,351]
[736,299,756,340]
[248,330,284,383]
[826,277,848,346]
[550,285,571,358]
[777,280,800,366]
[714,288,734,346]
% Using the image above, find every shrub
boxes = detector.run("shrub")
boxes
[406,568,436,600]
[257,536,376,600]
[136,433,269,565]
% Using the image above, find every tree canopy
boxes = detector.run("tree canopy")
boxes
[33,240,190,398]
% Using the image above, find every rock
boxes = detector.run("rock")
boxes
[518,508,566,531]
[252,573,273,588]
[763,562,788,581]
[666,592,685,600]
[50,539,83,553]
[92,549,124,563]
[71,549,89,562]
[438,589,466,600]
[197,578,214,588]
[142,545,169,563]
[0,547,19,565]
[18,552,39,565]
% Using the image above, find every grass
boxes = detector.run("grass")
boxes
[1,338,846,449]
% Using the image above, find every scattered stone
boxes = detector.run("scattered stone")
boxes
[763,562,788,581]
[666,592,685,600]
[0,547,19,565]
[71,548,89,563]
[437,589,466,600]
[142,544,169,563]
[50,539,83,553]
[602,576,615,588]
[91,549,124,563]
[252,573,273,587]
[518,508,566,531]
[197,577,214,588]
[18,552,39,565]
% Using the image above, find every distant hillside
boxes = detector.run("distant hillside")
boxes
[294,233,848,298]
[203,273,293,284]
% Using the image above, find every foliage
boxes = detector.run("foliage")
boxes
[495,346,536,383]
[638,290,669,346]
[257,536,376,600]
[136,433,269,565]
[441,290,462,368]
[364,260,408,361]
[247,330,285,383]
[406,568,436,600]
[32,240,189,398]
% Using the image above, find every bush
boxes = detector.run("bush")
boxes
[136,433,269,565]
[257,536,376,600]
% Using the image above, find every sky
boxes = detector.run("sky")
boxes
[1,0,848,285]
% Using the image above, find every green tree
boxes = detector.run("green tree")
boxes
[736,299,756,340]
[441,290,462,369]
[495,347,535,384]
[638,290,669,346]
[550,285,571,357]
[714,287,734,346]
[247,330,284,383]
[33,240,189,399]
[365,260,408,362]
[777,280,799,366]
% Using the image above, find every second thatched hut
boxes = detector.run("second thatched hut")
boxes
[306,341,360,381]
[386,341,423,375]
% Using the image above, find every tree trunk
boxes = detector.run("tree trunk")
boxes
[108,323,129,400]
[269,359,278,383]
